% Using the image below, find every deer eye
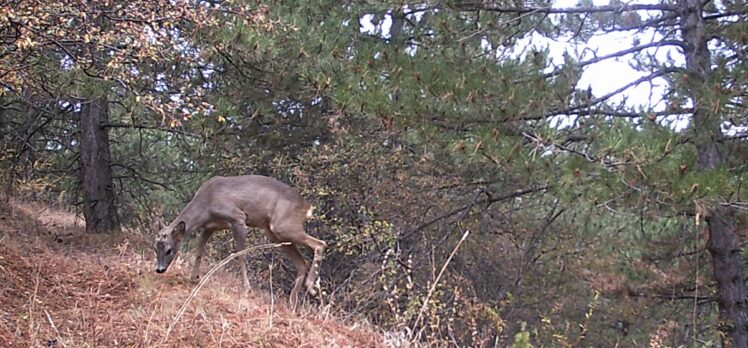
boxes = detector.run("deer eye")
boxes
[166,248,173,256]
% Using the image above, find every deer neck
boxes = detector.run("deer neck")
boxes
[172,199,209,236]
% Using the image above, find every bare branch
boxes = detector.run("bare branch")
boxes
[414,184,550,233]
[543,40,684,79]
[455,3,677,14]
[566,108,694,118]
[549,67,683,117]
[111,164,171,190]
[704,11,748,20]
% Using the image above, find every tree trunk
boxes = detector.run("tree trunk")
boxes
[80,97,120,233]
[707,209,747,347]
[0,96,5,143]
[679,0,748,345]
[390,6,405,48]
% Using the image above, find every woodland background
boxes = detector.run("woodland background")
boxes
[1,0,748,346]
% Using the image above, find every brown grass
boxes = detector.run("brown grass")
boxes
[0,197,385,347]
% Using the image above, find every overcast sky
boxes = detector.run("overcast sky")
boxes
[547,0,676,109]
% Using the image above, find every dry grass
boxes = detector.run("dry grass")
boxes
[0,197,385,347]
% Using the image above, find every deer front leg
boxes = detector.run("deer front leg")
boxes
[231,222,251,292]
[190,229,211,282]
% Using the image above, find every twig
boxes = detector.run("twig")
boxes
[142,291,162,346]
[693,243,700,345]
[411,230,471,341]
[28,266,41,344]
[161,242,289,344]
[44,310,67,348]
[218,314,227,347]
[268,254,274,329]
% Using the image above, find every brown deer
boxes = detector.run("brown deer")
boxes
[153,175,326,307]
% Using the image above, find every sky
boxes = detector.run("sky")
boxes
[544,0,678,109]
[360,0,680,111]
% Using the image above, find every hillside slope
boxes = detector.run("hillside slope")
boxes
[0,198,385,347]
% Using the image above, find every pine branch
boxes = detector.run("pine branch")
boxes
[104,123,200,139]
[601,13,680,32]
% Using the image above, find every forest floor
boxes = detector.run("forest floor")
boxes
[0,197,385,347]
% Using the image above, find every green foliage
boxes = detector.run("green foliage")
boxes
[511,330,533,348]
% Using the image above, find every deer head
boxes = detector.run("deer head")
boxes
[153,218,186,273]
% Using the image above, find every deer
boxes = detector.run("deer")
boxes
[153,175,327,308]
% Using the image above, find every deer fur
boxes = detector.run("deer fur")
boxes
[153,175,326,307]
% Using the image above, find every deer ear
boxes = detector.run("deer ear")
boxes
[152,217,165,231]
[173,221,186,240]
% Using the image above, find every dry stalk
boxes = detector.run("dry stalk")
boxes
[44,310,67,348]
[411,230,470,341]
[268,254,275,329]
[27,266,41,344]
[142,302,158,345]
[160,242,289,345]
[218,314,227,347]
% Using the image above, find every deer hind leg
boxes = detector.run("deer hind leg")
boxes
[283,244,309,309]
[231,221,251,292]
[270,222,326,297]
[190,229,211,282]
[265,229,308,309]
[301,235,327,295]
